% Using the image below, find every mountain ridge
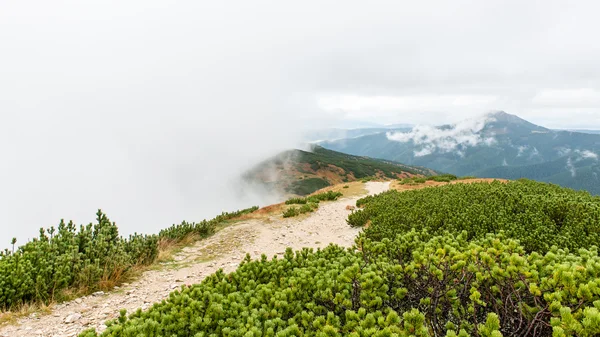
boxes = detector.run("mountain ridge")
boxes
[321,111,600,194]
[243,145,438,196]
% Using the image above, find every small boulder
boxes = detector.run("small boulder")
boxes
[64,313,82,324]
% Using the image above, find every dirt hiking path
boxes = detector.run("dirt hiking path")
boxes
[0,182,390,337]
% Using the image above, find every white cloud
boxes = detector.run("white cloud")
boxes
[414,146,434,157]
[530,147,540,158]
[386,113,496,156]
[577,150,599,160]
[566,157,577,177]
[579,150,598,159]
[516,145,528,157]
[561,149,597,177]
[557,147,572,156]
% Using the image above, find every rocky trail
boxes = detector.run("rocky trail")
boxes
[0,182,390,337]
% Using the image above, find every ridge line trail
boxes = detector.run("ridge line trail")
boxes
[1,182,390,337]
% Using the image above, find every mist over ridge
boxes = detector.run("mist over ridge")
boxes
[3,1,600,247]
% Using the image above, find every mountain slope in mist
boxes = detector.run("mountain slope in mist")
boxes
[321,111,600,194]
[243,146,437,196]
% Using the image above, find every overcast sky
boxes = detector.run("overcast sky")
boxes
[2,1,600,244]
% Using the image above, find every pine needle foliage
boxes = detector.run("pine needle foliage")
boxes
[285,191,343,205]
[0,207,258,310]
[283,191,342,217]
[79,231,600,337]
[398,174,459,185]
[350,180,600,253]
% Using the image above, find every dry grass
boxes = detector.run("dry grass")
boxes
[239,202,285,221]
[310,181,368,198]
[0,302,53,327]
[156,233,201,263]
[449,178,509,185]
[390,178,510,191]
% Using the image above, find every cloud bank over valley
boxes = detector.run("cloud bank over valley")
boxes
[386,114,497,157]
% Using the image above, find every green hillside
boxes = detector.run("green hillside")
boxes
[245,146,438,195]
[80,180,600,337]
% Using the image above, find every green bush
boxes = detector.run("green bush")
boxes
[398,174,460,185]
[299,204,315,214]
[398,177,427,185]
[307,191,343,203]
[283,192,342,218]
[354,180,600,253]
[285,197,307,205]
[427,174,458,182]
[347,210,371,227]
[282,207,300,218]
[157,206,259,241]
[285,191,343,206]
[0,210,157,310]
[80,231,600,337]
[0,206,258,310]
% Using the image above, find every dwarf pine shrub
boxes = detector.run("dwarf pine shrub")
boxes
[80,231,600,337]
[0,206,258,310]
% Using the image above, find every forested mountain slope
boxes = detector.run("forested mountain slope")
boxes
[321,111,600,194]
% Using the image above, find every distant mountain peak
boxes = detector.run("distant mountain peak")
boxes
[488,110,523,123]
[485,111,548,131]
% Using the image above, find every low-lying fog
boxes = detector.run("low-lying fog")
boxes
[0,2,329,247]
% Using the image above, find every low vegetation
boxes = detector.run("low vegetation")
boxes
[81,230,600,337]
[282,203,318,218]
[0,207,258,311]
[283,191,343,218]
[398,174,461,185]
[350,180,600,253]
[74,179,600,336]
[157,207,258,242]
[4,177,597,336]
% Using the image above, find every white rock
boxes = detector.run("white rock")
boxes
[92,291,105,296]
[64,313,82,324]
[75,298,82,304]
